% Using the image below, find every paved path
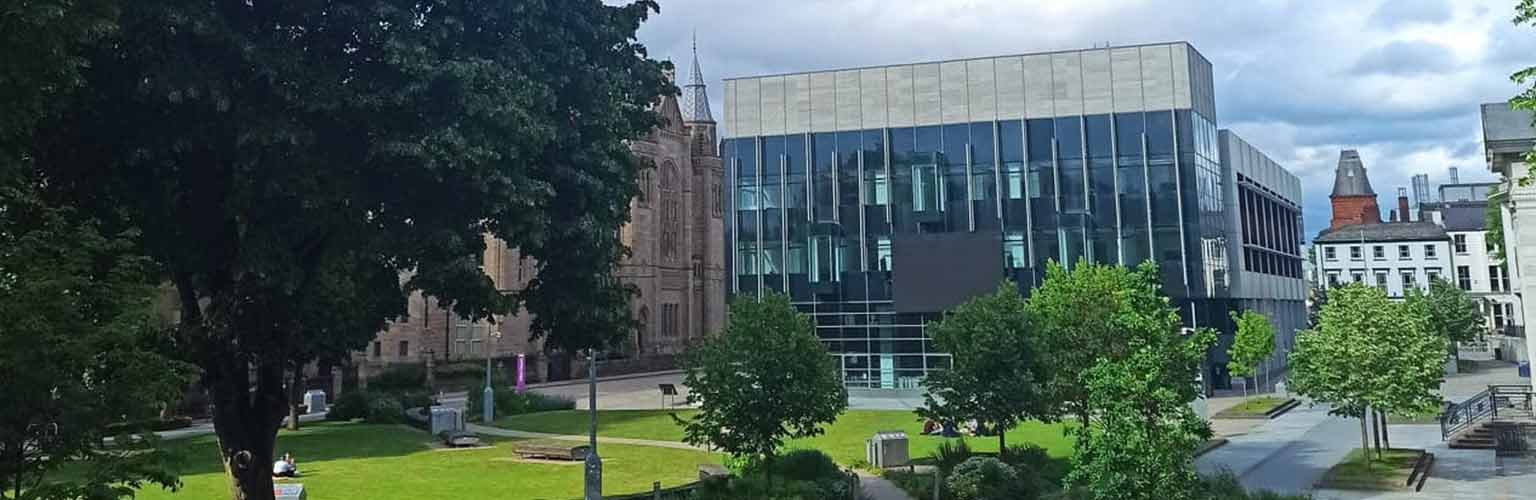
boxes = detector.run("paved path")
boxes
[856,471,918,500]
[464,422,707,451]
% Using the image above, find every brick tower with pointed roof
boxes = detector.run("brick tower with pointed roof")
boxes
[1329,149,1382,229]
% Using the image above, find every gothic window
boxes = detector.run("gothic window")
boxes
[637,169,652,207]
[662,161,681,261]
[710,180,722,218]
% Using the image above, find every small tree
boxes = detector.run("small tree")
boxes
[1422,278,1484,357]
[1226,310,1275,396]
[1378,290,1450,450]
[1064,269,1215,500]
[918,280,1051,451]
[1028,260,1157,427]
[677,293,848,464]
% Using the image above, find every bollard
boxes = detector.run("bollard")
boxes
[932,468,941,500]
[652,481,661,500]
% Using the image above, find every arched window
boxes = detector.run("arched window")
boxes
[661,161,681,261]
[636,306,649,354]
[637,169,652,207]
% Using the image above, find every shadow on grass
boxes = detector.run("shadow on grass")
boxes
[161,422,434,477]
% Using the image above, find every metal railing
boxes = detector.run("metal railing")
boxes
[1440,384,1535,440]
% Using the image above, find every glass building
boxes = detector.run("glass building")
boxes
[721,43,1262,389]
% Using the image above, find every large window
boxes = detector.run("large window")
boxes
[1453,234,1468,254]
[1372,245,1385,260]
[1424,244,1437,259]
[1457,265,1472,290]
[1349,246,1362,260]
[1400,270,1416,290]
[1398,245,1410,260]
[1375,271,1389,289]
[1491,265,1510,292]
[1324,246,1337,261]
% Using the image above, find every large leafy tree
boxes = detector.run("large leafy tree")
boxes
[677,293,848,463]
[1514,0,1536,184]
[1063,268,1215,500]
[1289,284,1443,465]
[0,185,197,500]
[1226,310,1275,396]
[1027,260,1160,426]
[29,2,671,498]
[918,280,1051,451]
[1421,278,1485,350]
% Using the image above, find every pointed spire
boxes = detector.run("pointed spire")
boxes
[681,31,714,124]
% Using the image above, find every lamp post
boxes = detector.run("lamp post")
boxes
[483,328,501,424]
[583,348,602,500]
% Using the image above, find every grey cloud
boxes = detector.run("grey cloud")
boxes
[1350,40,1459,76]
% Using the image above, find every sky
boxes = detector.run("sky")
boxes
[625,0,1534,239]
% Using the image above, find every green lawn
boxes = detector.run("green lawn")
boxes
[1213,396,1289,419]
[1316,448,1422,491]
[131,422,718,500]
[494,409,1075,466]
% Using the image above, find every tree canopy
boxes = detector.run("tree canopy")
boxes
[1226,310,1275,383]
[24,2,673,498]
[1514,0,1536,185]
[677,293,847,462]
[1420,278,1485,346]
[918,280,1051,450]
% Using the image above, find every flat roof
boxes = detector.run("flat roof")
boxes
[721,41,1202,82]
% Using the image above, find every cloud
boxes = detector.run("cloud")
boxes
[631,0,1528,237]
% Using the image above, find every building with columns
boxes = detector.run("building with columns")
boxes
[1481,102,1536,378]
[356,44,726,382]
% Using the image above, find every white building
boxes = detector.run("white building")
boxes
[1421,200,1524,332]
[1481,102,1536,375]
[1311,222,1453,298]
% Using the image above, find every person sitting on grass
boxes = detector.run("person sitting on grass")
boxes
[272,453,299,478]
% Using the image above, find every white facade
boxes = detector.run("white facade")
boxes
[1312,238,1453,298]
[1445,229,1523,330]
[1480,102,1536,389]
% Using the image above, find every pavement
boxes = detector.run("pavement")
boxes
[1196,350,1534,497]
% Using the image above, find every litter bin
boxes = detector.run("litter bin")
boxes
[430,406,464,435]
[303,390,327,414]
[866,431,909,469]
[1520,361,1530,378]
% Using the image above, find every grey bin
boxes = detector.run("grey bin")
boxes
[866,431,909,469]
[429,406,465,436]
[303,390,327,414]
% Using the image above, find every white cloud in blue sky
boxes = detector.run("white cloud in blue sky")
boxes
[628,0,1533,237]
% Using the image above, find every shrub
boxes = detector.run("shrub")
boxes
[946,457,1029,500]
[469,387,576,419]
[369,365,426,393]
[768,449,843,482]
[104,416,194,435]
[364,394,404,424]
[999,444,1068,486]
[396,390,434,410]
[327,391,370,421]
[932,439,974,474]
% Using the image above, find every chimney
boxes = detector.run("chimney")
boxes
[1397,188,1410,223]
[1450,167,1460,184]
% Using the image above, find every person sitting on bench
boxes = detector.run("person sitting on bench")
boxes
[272,453,298,478]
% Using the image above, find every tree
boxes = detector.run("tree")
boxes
[1513,0,1536,185]
[0,183,197,500]
[1307,285,1330,327]
[918,281,1051,451]
[1226,311,1275,396]
[1381,290,1452,449]
[1063,270,1215,500]
[1487,185,1507,264]
[29,2,671,498]
[677,293,848,464]
[1420,278,1485,352]
[1027,260,1162,427]
[1288,284,1443,465]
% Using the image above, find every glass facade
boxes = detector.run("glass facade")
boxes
[725,110,1230,388]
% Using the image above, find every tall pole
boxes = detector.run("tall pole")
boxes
[483,344,495,424]
[584,349,602,499]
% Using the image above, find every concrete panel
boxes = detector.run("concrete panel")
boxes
[887,65,915,127]
[836,70,862,131]
[995,56,1025,120]
[940,60,969,124]
[809,72,836,132]
[860,68,888,129]
[737,78,760,137]
[1022,55,1054,118]
[786,74,811,134]
[1081,49,1113,115]
[760,76,786,136]
[723,80,737,138]
[1051,52,1084,118]
[1171,43,1192,110]
[914,63,942,126]
[967,58,997,122]
[1110,47,1144,113]
[1140,44,1175,111]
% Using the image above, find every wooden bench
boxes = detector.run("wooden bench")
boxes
[513,442,589,461]
[697,463,729,480]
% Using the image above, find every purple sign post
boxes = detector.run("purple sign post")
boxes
[515,353,527,393]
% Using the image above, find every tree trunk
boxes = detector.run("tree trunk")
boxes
[1379,411,1391,451]
[287,367,305,431]
[1358,415,1371,471]
[997,424,1006,453]
[208,350,287,500]
[1370,407,1382,459]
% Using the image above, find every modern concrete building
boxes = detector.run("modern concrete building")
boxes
[1481,102,1536,375]
[357,46,727,382]
[720,42,1303,389]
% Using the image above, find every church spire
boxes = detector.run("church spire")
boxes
[681,31,714,124]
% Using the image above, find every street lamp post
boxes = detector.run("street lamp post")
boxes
[482,332,498,424]
[583,349,602,500]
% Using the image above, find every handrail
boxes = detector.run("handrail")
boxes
[1441,384,1535,440]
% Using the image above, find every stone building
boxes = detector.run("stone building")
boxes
[357,44,725,382]
[1328,150,1382,230]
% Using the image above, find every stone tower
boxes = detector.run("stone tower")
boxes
[681,33,716,157]
[1329,149,1381,229]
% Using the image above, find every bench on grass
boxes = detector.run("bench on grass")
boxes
[438,430,482,448]
[513,442,590,461]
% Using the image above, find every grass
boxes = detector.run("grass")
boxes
[129,422,719,500]
[1315,448,1423,491]
[493,409,1075,466]
[1212,396,1289,419]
